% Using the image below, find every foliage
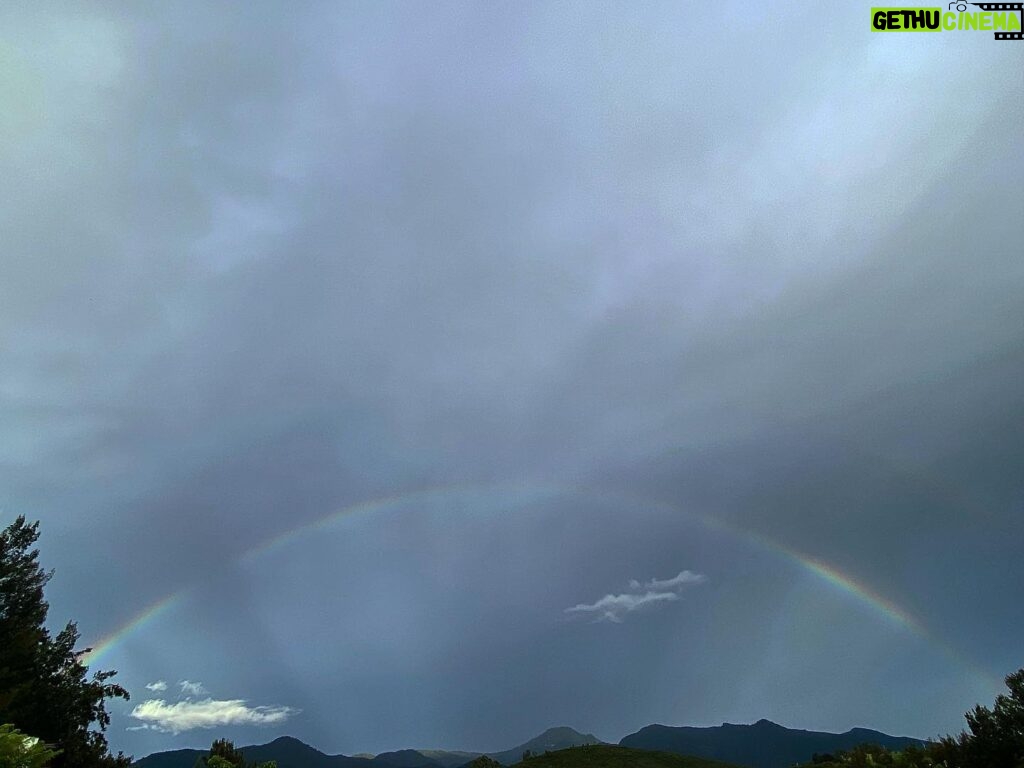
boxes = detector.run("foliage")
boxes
[210,740,246,767]
[0,517,130,768]
[798,667,1024,768]
[508,744,740,768]
[800,742,941,766]
[0,723,60,768]
[939,667,1024,768]
[193,740,276,768]
[467,757,502,768]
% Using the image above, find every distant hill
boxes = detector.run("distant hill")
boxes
[133,736,377,768]
[242,736,377,768]
[619,720,927,768]
[132,728,598,768]
[133,721,925,768]
[132,747,207,768]
[509,744,740,768]
[487,727,604,765]
[373,750,444,768]
[416,750,482,767]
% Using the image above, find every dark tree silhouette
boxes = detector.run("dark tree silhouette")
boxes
[192,738,278,768]
[940,667,1024,768]
[797,667,1024,767]
[194,739,243,768]
[0,516,130,768]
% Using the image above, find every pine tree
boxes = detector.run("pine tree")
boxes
[0,516,130,768]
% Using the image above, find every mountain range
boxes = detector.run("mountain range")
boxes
[619,719,926,768]
[132,727,601,768]
[133,721,927,768]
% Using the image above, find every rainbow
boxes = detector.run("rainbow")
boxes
[81,591,185,665]
[797,555,923,633]
[80,484,542,665]
[80,482,999,691]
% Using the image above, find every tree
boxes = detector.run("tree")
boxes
[796,743,938,767]
[193,739,276,768]
[796,667,1024,768]
[940,667,1024,768]
[0,723,60,768]
[209,739,246,767]
[0,516,130,768]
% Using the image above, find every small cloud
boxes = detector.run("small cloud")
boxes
[566,590,680,622]
[568,569,707,623]
[179,680,208,696]
[629,570,708,591]
[145,680,168,692]
[129,698,298,734]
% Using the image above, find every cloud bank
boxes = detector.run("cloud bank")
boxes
[567,570,708,623]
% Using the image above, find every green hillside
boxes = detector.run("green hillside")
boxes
[507,744,741,768]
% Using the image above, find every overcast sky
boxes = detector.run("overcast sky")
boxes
[2,0,1022,760]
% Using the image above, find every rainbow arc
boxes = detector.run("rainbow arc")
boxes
[80,483,1000,693]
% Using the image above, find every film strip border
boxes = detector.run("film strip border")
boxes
[972,2,1024,38]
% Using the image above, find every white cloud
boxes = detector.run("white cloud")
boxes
[178,680,208,696]
[129,698,298,734]
[568,569,708,622]
[565,590,680,622]
[629,570,708,591]
[144,680,168,692]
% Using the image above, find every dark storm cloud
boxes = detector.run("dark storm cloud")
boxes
[1,0,1021,759]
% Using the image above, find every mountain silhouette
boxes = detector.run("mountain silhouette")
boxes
[619,719,927,768]
[495,743,740,768]
[134,721,924,768]
[486,726,604,765]
[134,735,376,768]
[133,728,599,768]
[373,749,445,768]
[414,750,482,767]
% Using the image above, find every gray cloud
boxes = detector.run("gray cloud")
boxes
[0,0,1020,758]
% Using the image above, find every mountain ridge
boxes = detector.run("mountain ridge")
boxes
[619,720,928,768]
[133,720,927,768]
[132,727,601,768]
[487,725,604,765]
